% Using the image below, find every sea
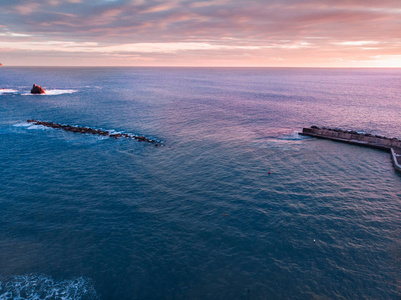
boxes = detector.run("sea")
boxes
[0,67,401,300]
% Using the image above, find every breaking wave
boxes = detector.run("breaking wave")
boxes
[0,89,19,95]
[22,89,78,96]
[0,274,99,300]
[276,131,308,141]
[253,131,311,150]
[13,122,52,131]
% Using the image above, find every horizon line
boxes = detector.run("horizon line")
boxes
[2,65,401,69]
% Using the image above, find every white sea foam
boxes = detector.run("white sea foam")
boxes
[27,125,53,130]
[106,129,121,135]
[22,89,78,96]
[0,89,18,95]
[13,122,32,128]
[13,122,51,130]
[0,274,98,300]
[254,132,311,150]
[278,131,309,141]
[45,89,78,95]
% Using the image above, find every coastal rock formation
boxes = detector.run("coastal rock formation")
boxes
[27,119,160,146]
[31,84,46,94]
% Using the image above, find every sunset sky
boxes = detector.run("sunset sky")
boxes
[1,0,400,67]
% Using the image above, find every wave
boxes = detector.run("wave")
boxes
[253,131,312,150]
[0,89,18,95]
[0,274,98,300]
[0,88,78,96]
[13,122,52,130]
[277,131,310,141]
[43,89,78,96]
[22,89,78,96]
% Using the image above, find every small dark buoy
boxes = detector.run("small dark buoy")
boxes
[268,171,270,175]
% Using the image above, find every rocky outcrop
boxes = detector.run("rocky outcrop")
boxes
[31,84,46,94]
[26,119,161,146]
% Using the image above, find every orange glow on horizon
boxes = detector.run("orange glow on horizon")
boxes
[0,1,400,67]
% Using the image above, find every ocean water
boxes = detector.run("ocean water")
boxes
[0,67,401,299]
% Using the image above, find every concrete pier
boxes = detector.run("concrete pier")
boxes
[299,126,401,174]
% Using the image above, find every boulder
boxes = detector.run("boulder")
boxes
[31,84,46,94]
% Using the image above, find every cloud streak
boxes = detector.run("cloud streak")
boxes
[0,0,400,66]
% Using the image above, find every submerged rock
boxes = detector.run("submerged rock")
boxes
[31,84,46,94]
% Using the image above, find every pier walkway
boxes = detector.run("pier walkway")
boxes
[299,126,401,174]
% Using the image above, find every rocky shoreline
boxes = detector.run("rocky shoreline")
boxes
[27,119,160,146]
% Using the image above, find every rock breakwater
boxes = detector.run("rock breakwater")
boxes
[300,126,401,150]
[27,119,161,146]
[300,126,401,174]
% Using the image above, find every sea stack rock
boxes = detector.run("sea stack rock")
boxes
[31,84,46,94]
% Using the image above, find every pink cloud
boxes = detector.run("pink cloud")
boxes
[0,0,400,66]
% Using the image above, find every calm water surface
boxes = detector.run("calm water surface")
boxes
[0,67,401,299]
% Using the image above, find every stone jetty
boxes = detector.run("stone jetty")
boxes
[299,126,401,174]
[27,119,160,146]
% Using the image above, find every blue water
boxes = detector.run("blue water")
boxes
[1,67,401,299]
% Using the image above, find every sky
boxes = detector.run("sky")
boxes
[0,0,400,67]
